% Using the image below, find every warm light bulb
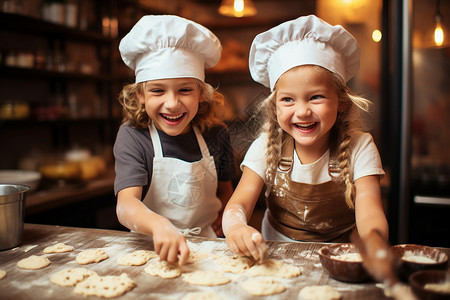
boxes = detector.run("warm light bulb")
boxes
[372,29,382,42]
[234,0,244,13]
[434,22,444,46]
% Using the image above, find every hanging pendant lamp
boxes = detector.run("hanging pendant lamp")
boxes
[218,0,257,18]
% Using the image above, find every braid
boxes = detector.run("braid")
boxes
[337,132,355,209]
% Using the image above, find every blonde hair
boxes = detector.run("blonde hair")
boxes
[118,79,225,132]
[259,65,371,209]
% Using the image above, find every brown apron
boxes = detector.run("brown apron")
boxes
[266,137,355,242]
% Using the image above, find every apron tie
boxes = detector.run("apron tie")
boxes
[179,227,202,237]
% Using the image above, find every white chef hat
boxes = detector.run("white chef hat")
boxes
[119,15,222,83]
[249,15,360,90]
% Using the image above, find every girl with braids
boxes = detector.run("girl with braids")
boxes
[222,15,388,261]
[114,15,235,266]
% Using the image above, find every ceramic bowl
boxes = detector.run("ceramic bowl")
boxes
[318,243,370,282]
[392,244,448,281]
[409,270,450,300]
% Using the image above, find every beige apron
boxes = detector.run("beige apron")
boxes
[266,137,355,242]
[142,122,222,237]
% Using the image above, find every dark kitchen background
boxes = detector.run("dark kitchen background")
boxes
[1,0,449,247]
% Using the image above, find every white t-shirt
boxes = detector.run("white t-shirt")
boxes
[242,130,385,184]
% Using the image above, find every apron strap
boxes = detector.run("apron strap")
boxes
[149,122,163,158]
[193,126,211,157]
[279,136,294,172]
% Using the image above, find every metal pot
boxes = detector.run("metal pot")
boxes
[0,184,29,250]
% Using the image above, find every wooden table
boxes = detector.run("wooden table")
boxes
[0,224,446,299]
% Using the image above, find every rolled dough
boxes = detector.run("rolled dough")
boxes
[298,285,342,300]
[17,255,51,270]
[182,270,231,286]
[50,267,97,287]
[246,259,301,278]
[74,273,136,298]
[117,250,157,266]
[76,248,109,265]
[43,243,74,254]
[240,277,286,296]
[144,259,181,279]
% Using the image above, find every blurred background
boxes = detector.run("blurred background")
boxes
[0,0,449,246]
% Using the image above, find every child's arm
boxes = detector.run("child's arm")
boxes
[116,187,190,265]
[212,180,234,237]
[222,166,266,260]
[354,175,389,240]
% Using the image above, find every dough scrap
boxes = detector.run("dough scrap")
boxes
[214,255,254,273]
[17,255,51,270]
[44,242,74,254]
[144,259,181,279]
[50,267,97,287]
[247,259,301,278]
[74,273,136,298]
[299,285,342,300]
[117,250,157,266]
[182,270,231,286]
[181,291,225,300]
[186,251,215,264]
[0,269,6,280]
[76,248,109,265]
[240,277,286,296]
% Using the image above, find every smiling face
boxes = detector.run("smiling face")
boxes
[275,65,340,163]
[138,78,202,136]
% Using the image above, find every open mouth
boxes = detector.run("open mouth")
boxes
[295,122,317,130]
[161,113,185,122]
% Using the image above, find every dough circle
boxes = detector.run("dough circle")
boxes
[43,243,74,254]
[117,250,157,266]
[214,255,254,273]
[247,259,301,278]
[17,255,51,270]
[182,270,231,286]
[144,259,181,279]
[74,273,136,298]
[298,285,342,300]
[0,269,6,280]
[240,277,286,296]
[76,248,109,265]
[50,267,97,287]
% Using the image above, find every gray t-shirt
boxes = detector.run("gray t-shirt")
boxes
[113,122,236,198]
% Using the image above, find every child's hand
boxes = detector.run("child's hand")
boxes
[152,217,190,266]
[225,224,266,261]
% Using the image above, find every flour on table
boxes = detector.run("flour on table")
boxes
[0,269,6,280]
[17,255,51,270]
[144,258,181,279]
[50,267,97,287]
[330,253,362,262]
[240,277,286,296]
[117,250,157,266]
[298,285,342,300]
[76,248,109,265]
[182,270,231,286]
[181,291,224,300]
[74,273,136,298]
[214,255,254,273]
[247,259,301,278]
[43,242,74,254]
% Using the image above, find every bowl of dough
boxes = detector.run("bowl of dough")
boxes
[392,244,448,281]
[318,243,370,283]
[409,270,450,300]
[0,169,41,192]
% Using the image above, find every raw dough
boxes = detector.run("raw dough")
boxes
[186,251,215,264]
[240,277,286,296]
[0,269,6,280]
[182,270,231,286]
[331,253,362,262]
[117,250,157,266]
[44,242,74,254]
[74,273,136,298]
[214,255,254,273]
[17,255,51,270]
[247,259,301,278]
[76,248,109,265]
[144,259,181,279]
[181,291,224,300]
[298,285,342,300]
[50,267,97,287]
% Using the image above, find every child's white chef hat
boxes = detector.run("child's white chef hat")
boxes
[119,15,221,83]
[249,15,360,90]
